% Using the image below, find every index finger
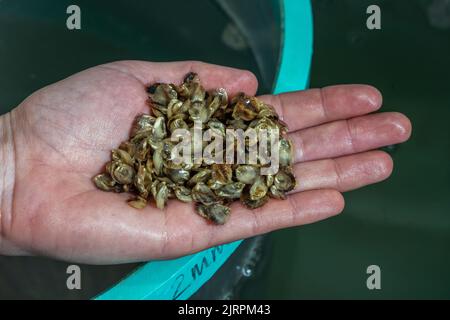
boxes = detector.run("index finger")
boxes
[259,85,383,132]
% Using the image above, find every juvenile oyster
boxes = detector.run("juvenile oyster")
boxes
[92,72,296,225]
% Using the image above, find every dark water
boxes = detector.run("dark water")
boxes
[0,0,269,111]
[240,0,450,299]
[1,0,450,299]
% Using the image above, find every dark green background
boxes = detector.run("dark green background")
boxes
[241,0,450,299]
[0,0,449,299]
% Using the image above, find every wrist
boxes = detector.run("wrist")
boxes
[0,112,16,255]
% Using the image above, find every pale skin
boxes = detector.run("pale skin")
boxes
[0,61,412,264]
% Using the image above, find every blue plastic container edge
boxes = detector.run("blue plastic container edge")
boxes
[274,0,313,94]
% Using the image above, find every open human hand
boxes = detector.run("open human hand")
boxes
[0,61,411,264]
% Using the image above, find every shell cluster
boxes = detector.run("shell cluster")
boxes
[93,72,296,224]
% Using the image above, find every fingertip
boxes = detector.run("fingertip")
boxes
[340,84,383,112]
[389,112,412,142]
[359,85,383,111]
[374,150,394,180]
[355,150,394,185]
[238,69,259,95]
[304,189,345,220]
[321,84,383,120]
[290,189,345,224]
[327,189,346,216]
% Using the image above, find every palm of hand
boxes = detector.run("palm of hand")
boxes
[2,61,411,264]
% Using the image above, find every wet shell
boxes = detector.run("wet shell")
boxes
[119,141,136,158]
[232,93,260,121]
[227,119,247,130]
[269,185,287,200]
[196,203,231,225]
[135,163,152,196]
[155,181,169,210]
[174,186,192,202]
[249,176,268,201]
[192,182,218,205]
[153,116,167,141]
[266,174,274,187]
[152,148,164,176]
[93,72,296,224]
[235,165,259,184]
[241,192,269,209]
[111,163,135,185]
[190,82,205,103]
[128,196,148,209]
[112,149,133,166]
[169,117,189,133]
[207,119,226,137]
[274,169,296,192]
[164,168,190,185]
[135,138,150,161]
[211,164,233,184]
[279,138,294,167]
[167,99,183,119]
[93,173,115,191]
[187,169,211,187]
[149,83,177,106]
[188,102,209,123]
[132,114,156,137]
[216,182,245,199]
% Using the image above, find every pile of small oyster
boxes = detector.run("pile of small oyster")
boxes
[93,72,296,225]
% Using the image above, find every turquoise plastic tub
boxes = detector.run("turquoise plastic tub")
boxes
[96,0,313,300]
